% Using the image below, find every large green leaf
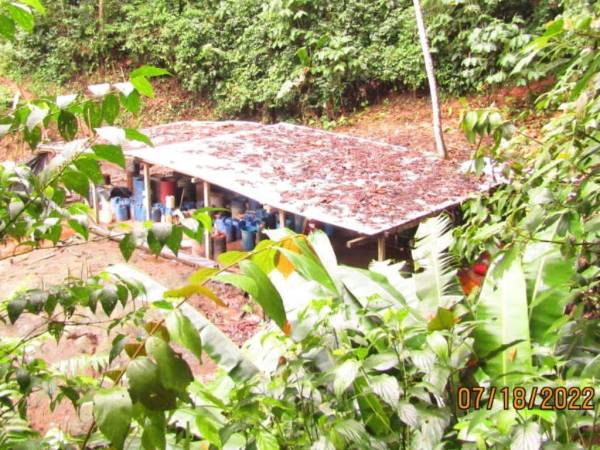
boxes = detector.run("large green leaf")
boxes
[126,357,177,411]
[239,260,287,331]
[57,110,78,141]
[130,65,171,78]
[62,168,90,197]
[338,266,406,311]
[354,376,392,436]
[522,228,575,344]
[278,238,338,294]
[333,359,360,396]
[308,230,341,291]
[180,302,259,382]
[213,273,258,298]
[119,232,137,261]
[73,156,103,185]
[256,431,279,450]
[92,144,125,168]
[93,387,132,450]
[165,310,202,361]
[195,407,223,447]
[141,410,166,450]
[0,14,17,40]
[5,4,33,32]
[145,337,193,393]
[102,94,120,125]
[474,250,532,384]
[131,76,154,98]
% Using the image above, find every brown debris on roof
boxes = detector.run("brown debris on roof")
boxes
[124,121,491,235]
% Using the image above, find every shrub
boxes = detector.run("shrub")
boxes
[4,0,561,118]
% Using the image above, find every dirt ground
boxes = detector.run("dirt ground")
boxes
[335,93,470,157]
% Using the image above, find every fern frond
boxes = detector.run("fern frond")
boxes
[412,215,460,315]
[51,353,109,377]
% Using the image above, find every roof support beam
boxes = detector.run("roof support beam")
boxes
[346,235,372,248]
[203,181,211,259]
[278,209,286,229]
[377,235,386,261]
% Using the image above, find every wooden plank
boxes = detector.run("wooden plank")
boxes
[346,235,372,249]
[203,181,211,259]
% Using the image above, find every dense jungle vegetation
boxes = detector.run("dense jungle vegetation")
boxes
[0,0,599,449]
[2,0,560,118]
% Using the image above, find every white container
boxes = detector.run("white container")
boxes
[165,195,176,209]
[99,207,113,224]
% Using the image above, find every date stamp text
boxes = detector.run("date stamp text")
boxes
[457,386,595,411]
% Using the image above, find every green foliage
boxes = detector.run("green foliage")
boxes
[0,0,44,41]
[158,221,597,449]
[450,5,600,445]
[4,0,124,82]
[3,0,559,118]
[1,3,598,449]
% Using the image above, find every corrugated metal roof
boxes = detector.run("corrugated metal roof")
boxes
[123,121,492,235]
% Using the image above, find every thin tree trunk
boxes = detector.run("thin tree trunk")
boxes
[413,0,447,159]
[98,0,104,30]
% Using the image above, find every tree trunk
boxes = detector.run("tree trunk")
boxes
[413,0,447,159]
[98,0,104,30]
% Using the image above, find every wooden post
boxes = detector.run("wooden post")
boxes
[90,182,99,223]
[143,163,151,221]
[203,181,211,259]
[377,236,386,261]
[278,209,286,229]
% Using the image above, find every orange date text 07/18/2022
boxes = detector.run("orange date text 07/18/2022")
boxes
[456,386,596,411]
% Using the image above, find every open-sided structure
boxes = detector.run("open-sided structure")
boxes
[120,121,492,261]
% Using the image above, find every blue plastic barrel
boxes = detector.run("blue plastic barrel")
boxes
[232,219,241,240]
[133,177,145,198]
[181,201,195,211]
[110,197,121,215]
[255,208,268,220]
[215,217,227,235]
[131,200,146,221]
[151,204,162,222]
[116,199,131,221]
[243,212,256,222]
[241,223,257,251]
[223,218,235,242]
